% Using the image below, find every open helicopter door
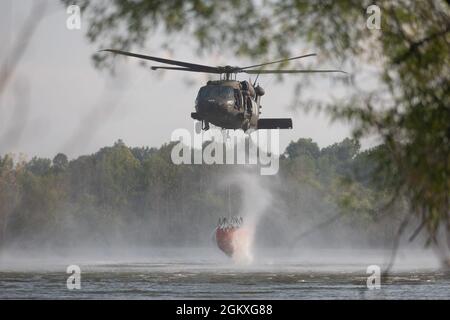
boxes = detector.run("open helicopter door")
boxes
[257,118,293,129]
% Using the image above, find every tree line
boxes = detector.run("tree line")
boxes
[0,137,406,251]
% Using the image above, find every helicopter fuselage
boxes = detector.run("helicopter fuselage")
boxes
[191,80,260,131]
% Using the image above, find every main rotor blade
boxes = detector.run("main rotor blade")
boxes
[150,66,217,73]
[243,69,348,74]
[240,53,317,70]
[101,49,220,73]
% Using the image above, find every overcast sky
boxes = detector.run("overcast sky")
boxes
[0,0,379,160]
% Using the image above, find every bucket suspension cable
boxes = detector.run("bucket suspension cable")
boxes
[228,183,232,220]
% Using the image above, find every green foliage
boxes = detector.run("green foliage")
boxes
[0,138,398,248]
[284,138,320,160]
[27,157,51,176]
[52,153,69,172]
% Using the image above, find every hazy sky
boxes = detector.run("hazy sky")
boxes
[0,0,377,160]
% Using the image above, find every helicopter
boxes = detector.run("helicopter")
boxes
[102,49,346,132]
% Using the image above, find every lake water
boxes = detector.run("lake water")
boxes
[0,248,449,299]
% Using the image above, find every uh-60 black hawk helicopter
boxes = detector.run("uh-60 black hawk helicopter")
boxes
[102,49,347,132]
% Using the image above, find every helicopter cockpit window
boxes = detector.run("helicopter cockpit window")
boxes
[198,86,235,100]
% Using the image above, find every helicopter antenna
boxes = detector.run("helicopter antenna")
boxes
[253,73,260,87]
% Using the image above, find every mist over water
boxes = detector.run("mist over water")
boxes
[0,166,441,267]
[0,246,447,299]
[1,167,448,299]
[224,170,273,264]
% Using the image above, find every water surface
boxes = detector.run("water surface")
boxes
[0,248,448,299]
